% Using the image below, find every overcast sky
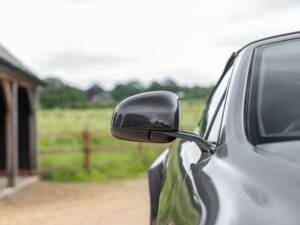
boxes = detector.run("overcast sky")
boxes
[0,0,300,89]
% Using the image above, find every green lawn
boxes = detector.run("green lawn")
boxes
[38,98,205,182]
[40,149,162,182]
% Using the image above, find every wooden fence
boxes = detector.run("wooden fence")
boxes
[39,130,167,171]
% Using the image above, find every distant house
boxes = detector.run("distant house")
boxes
[0,44,41,187]
[86,84,113,106]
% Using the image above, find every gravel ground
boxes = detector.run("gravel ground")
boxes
[0,178,149,225]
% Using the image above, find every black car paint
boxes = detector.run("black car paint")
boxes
[149,33,300,225]
[111,90,214,152]
[111,91,180,143]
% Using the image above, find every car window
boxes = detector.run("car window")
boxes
[207,99,225,144]
[199,65,232,138]
[253,39,300,139]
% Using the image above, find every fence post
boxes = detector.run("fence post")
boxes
[138,142,146,161]
[83,130,92,172]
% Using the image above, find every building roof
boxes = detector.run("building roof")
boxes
[0,44,41,84]
[86,84,105,99]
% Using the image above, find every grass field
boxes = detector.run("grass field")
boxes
[38,99,205,182]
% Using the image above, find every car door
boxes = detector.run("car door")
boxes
[156,55,234,225]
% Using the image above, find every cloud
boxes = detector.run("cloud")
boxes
[2,0,300,89]
[141,68,216,87]
[258,0,300,10]
[39,50,133,71]
[164,68,213,85]
[226,0,300,22]
[65,0,96,3]
[214,37,248,49]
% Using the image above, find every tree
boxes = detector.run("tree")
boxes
[110,80,144,102]
[39,77,88,108]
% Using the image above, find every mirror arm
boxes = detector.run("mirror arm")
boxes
[151,130,215,154]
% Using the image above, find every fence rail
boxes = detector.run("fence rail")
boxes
[39,130,114,139]
[40,145,164,155]
[39,127,194,139]
[40,130,167,171]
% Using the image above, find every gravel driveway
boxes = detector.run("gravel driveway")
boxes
[0,178,149,225]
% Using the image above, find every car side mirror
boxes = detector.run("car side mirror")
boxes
[111,91,214,153]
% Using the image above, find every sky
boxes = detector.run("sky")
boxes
[0,0,300,90]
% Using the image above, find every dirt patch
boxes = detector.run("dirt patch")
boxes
[0,178,149,225]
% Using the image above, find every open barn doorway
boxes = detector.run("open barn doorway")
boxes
[0,85,6,172]
[18,87,31,173]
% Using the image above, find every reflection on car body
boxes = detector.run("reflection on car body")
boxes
[112,31,300,225]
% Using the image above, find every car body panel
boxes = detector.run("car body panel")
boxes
[156,139,198,225]
[149,32,300,225]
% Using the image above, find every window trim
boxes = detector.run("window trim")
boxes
[204,52,236,109]
[199,53,236,143]
[205,92,226,140]
[246,38,300,144]
[206,94,227,145]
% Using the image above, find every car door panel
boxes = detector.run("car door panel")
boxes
[156,140,199,225]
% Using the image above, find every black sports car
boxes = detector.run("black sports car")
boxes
[111,32,300,225]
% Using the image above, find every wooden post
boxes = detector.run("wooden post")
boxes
[83,130,92,172]
[138,142,145,161]
[138,142,144,153]
[3,81,18,187]
[27,88,38,173]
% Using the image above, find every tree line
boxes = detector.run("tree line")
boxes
[39,77,212,109]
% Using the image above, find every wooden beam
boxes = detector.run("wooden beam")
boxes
[27,88,38,173]
[3,80,13,186]
[3,81,18,187]
[0,70,36,90]
[11,82,18,185]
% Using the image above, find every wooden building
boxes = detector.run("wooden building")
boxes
[0,44,40,187]
[86,84,113,106]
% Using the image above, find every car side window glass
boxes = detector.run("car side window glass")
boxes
[253,39,300,138]
[207,100,225,144]
[199,66,232,138]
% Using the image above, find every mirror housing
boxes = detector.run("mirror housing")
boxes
[111,91,214,153]
[111,91,180,143]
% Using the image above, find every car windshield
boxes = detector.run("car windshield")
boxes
[255,39,300,138]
